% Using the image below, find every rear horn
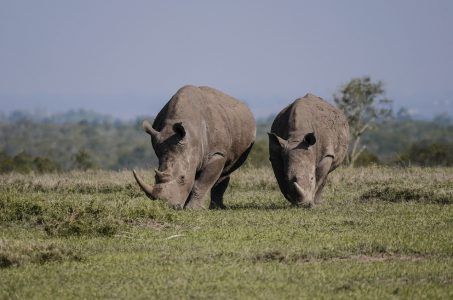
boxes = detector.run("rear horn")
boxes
[142,120,160,140]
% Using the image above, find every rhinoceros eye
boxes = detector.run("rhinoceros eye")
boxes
[177,175,186,185]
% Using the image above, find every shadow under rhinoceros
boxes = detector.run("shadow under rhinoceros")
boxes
[225,202,294,210]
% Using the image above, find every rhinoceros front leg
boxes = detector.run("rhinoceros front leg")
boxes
[184,154,226,210]
[209,176,230,209]
[314,156,333,204]
[269,157,291,203]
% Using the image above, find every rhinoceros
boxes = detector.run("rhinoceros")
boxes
[268,93,349,207]
[133,85,256,209]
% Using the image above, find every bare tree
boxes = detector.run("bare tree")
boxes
[334,76,392,167]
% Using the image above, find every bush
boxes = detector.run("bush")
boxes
[12,152,34,173]
[72,149,96,170]
[33,157,60,173]
[0,152,60,174]
[0,152,13,173]
[398,141,453,166]
[354,149,380,167]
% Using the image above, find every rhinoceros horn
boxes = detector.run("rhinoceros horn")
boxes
[293,182,305,198]
[133,169,157,200]
[142,120,160,140]
[154,169,165,182]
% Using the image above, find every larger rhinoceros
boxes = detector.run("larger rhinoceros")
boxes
[133,85,256,209]
[268,93,349,207]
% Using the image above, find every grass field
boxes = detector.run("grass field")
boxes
[1,166,453,299]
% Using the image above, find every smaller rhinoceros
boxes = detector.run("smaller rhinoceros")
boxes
[268,93,349,207]
[133,85,256,209]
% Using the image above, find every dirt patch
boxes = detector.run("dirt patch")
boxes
[128,219,167,230]
[254,250,287,263]
[360,186,453,204]
[348,254,425,262]
[253,250,427,264]
[0,240,83,268]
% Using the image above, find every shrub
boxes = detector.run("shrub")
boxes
[72,149,96,170]
[398,141,453,166]
[354,149,380,167]
[0,152,60,174]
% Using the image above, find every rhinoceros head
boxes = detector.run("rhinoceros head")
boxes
[133,120,199,209]
[268,131,317,207]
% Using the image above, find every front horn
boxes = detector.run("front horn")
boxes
[133,169,157,200]
[293,182,305,197]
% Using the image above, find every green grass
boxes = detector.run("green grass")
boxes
[1,167,452,299]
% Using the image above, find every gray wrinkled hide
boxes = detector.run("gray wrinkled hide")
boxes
[134,85,256,209]
[268,93,349,207]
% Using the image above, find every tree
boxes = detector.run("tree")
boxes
[399,141,453,167]
[12,151,34,173]
[0,151,13,173]
[396,107,412,121]
[433,113,452,126]
[33,157,60,173]
[354,149,380,167]
[73,149,95,170]
[334,76,392,167]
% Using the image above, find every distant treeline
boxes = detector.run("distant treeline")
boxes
[0,109,157,171]
[0,109,452,173]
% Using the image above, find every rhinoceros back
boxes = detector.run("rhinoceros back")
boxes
[153,85,256,168]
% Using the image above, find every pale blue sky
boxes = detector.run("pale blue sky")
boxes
[1,0,452,118]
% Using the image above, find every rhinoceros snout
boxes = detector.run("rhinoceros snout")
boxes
[292,182,314,207]
[170,203,184,210]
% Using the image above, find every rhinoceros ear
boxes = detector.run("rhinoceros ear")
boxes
[303,132,316,146]
[173,122,186,139]
[268,132,287,150]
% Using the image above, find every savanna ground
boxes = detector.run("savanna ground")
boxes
[1,166,453,299]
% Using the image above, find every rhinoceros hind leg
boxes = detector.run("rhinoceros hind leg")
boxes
[184,154,226,210]
[210,176,230,209]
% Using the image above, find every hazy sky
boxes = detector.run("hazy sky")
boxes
[1,0,452,118]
